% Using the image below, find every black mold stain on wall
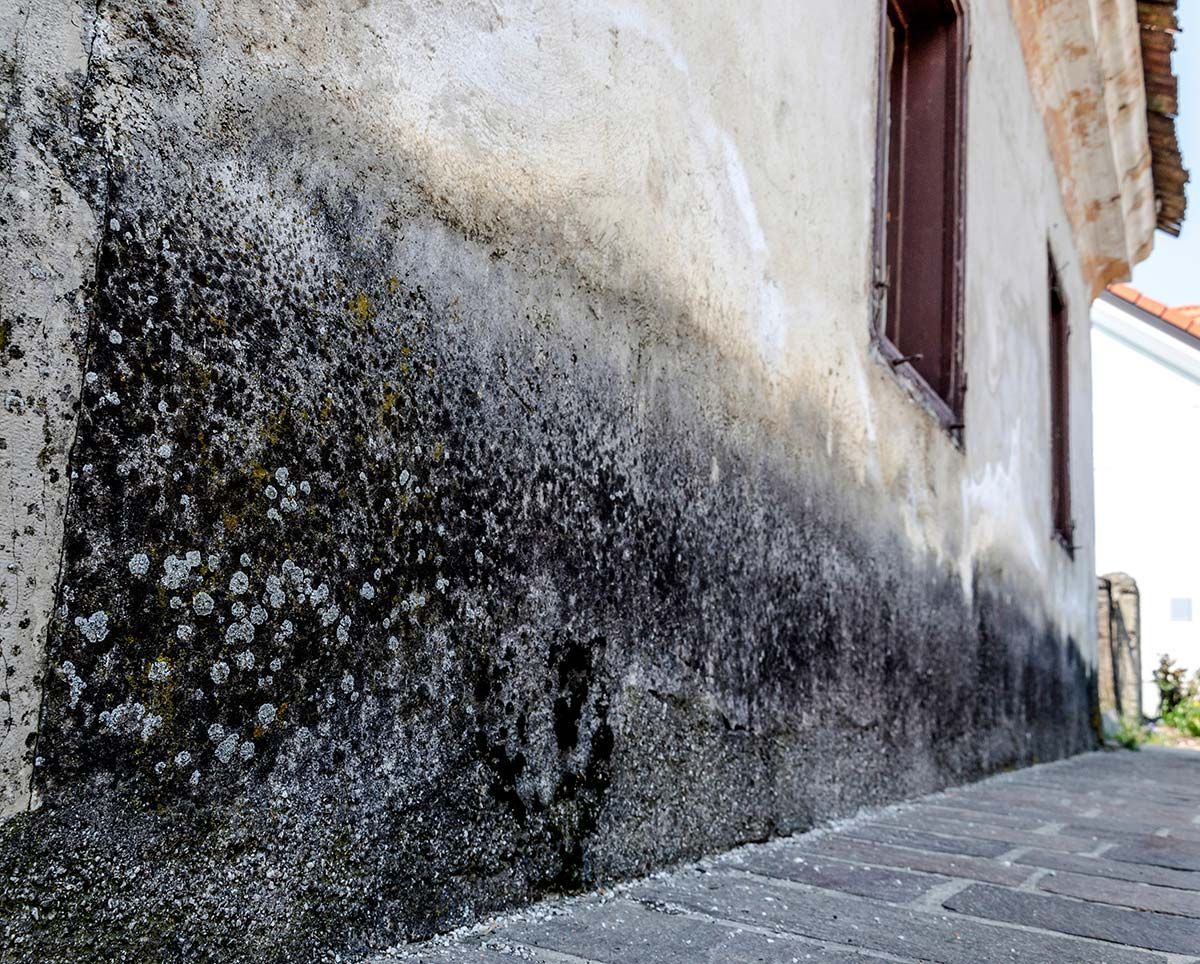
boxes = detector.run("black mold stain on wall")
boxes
[0,155,1095,962]
[0,7,1096,962]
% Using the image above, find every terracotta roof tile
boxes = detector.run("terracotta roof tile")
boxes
[1106,283,1200,342]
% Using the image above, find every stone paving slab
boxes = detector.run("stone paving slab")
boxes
[375,749,1200,963]
[840,824,1014,859]
[876,811,1102,853]
[943,883,1200,954]
[789,835,1032,887]
[493,898,894,963]
[1060,817,1200,844]
[913,803,1050,831]
[1017,848,1200,891]
[627,871,1169,963]
[1037,869,1200,917]
[714,849,952,902]
[1108,840,1200,872]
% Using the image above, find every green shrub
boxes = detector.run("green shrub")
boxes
[1154,655,1193,713]
[1113,718,1147,750]
[1163,699,1200,737]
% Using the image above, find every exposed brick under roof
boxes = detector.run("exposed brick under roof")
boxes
[1108,282,1200,341]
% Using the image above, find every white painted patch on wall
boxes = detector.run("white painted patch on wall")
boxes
[603,2,691,77]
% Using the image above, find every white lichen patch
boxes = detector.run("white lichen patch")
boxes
[99,700,145,736]
[210,661,230,685]
[265,575,285,608]
[256,703,276,726]
[215,733,239,764]
[74,610,110,644]
[162,552,201,590]
[141,713,163,742]
[127,553,151,577]
[226,620,255,646]
[147,659,171,683]
[359,582,375,600]
[234,649,255,671]
[193,591,215,616]
[61,661,87,708]
[229,570,250,595]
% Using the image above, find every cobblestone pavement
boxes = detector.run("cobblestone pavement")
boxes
[375,748,1200,963]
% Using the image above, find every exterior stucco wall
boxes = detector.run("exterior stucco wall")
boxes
[2,0,1104,959]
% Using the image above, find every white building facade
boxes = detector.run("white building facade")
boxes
[1093,286,1200,714]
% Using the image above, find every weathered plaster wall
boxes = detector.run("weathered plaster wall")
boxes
[0,0,100,818]
[0,0,1110,960]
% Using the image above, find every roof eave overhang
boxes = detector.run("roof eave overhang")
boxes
[1008,0,1185,299]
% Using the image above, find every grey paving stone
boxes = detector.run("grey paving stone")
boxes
[941,791,1083,815]
[916,804,1049,831]
[1107,840,1200,872]
[494,897,892,963]
[843,824,1012,859]
[382,946,543,963]
[916,794,1079,824]
[1070,821,1200,845]
[1037,870,1200,918]
[790,836,1030,886]
[1060,817,1178,841]
[1017,849,1200,891]
[719,848,951,902]
[630,870,1168,963]
[943,883,1200,954]
[880,812,1099,853]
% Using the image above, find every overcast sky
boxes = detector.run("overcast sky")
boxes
[1131,4,1199,306]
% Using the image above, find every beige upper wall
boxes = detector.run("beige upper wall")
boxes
[273,0,1108,637]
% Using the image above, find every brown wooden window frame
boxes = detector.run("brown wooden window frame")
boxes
[871,0,968,436]
[1048,249,1073,554]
